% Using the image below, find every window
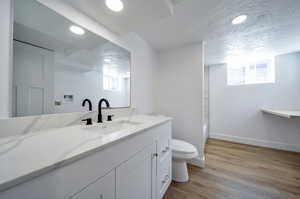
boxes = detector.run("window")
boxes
[227,58,275,86]
[103,75,119,91]
[103,67,120,91]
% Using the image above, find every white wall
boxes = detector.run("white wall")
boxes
[154,43,205,166]
[0,0,13,118]
[124,33,157,114]
[209,52,300,152]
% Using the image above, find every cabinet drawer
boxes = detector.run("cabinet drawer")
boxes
[158,136,170,158]
[71,170,115,199]
[157,123,171,158]
[158,151,171,198]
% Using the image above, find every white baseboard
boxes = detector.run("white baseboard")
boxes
[188,155,205,168]
[209,133,300,153]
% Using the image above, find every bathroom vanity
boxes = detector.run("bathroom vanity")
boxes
[0,115,172,199]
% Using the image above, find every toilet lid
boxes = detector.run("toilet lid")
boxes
[171,139,197,154]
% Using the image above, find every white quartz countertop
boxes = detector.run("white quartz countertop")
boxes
[0,115,171,192]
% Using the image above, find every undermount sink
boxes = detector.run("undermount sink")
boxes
[82,120,142,135]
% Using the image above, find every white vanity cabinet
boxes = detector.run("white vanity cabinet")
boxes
[0,120,172,199]
[116,144,156,199]
[71,170,115,199]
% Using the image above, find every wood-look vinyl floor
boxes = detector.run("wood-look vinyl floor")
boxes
[163,138,300,199]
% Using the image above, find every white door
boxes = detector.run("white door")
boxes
[13,41,54,117]
[116,143,157,199]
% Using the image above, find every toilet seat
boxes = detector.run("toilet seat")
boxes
[171,139,198,160]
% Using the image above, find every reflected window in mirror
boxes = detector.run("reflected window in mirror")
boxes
[103,67,121,91]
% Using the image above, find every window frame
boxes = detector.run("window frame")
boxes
[227,58,276,86]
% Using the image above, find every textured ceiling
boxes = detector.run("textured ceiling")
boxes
[60,0,300,65]
[61,0,174,34]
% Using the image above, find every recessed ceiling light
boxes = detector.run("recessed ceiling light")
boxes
[232,15,248,25]
[69,25,85,35]
[105,0,124,12]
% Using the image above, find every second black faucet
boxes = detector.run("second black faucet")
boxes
[98,98,113,123]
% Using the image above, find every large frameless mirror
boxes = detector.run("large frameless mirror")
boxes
[12,0,131,117]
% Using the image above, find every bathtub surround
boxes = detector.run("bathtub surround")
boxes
[209,52,300,152]
[154,43,206,167]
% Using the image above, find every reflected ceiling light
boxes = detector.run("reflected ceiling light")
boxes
[69,25,85,35]
[104,58,112,63]
[105,0,124,12]
[232,15,248,25]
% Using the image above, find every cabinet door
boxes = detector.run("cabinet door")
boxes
[157,151,172,199]
[72,170,115,199]
[116,144,156,199]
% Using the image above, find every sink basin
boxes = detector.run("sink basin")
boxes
[82,120,142,135]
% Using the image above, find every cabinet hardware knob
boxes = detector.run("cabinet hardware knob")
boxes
[162,147,169,153]
[165,175,169,181]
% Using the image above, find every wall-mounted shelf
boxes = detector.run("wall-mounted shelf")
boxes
[261,109,300,118]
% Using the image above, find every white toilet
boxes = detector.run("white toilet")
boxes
[171,139,198,182]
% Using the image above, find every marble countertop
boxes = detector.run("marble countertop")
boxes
[0,114,171,192]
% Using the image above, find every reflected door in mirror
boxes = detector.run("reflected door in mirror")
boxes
[13,41,54,117]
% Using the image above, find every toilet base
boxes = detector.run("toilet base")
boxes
[172,160,189,182]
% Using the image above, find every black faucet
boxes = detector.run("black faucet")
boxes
[81,118,93,125]
[98,98,110,123]
[82,99,92,111]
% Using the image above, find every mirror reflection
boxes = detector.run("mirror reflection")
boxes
[12,0,131,117]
